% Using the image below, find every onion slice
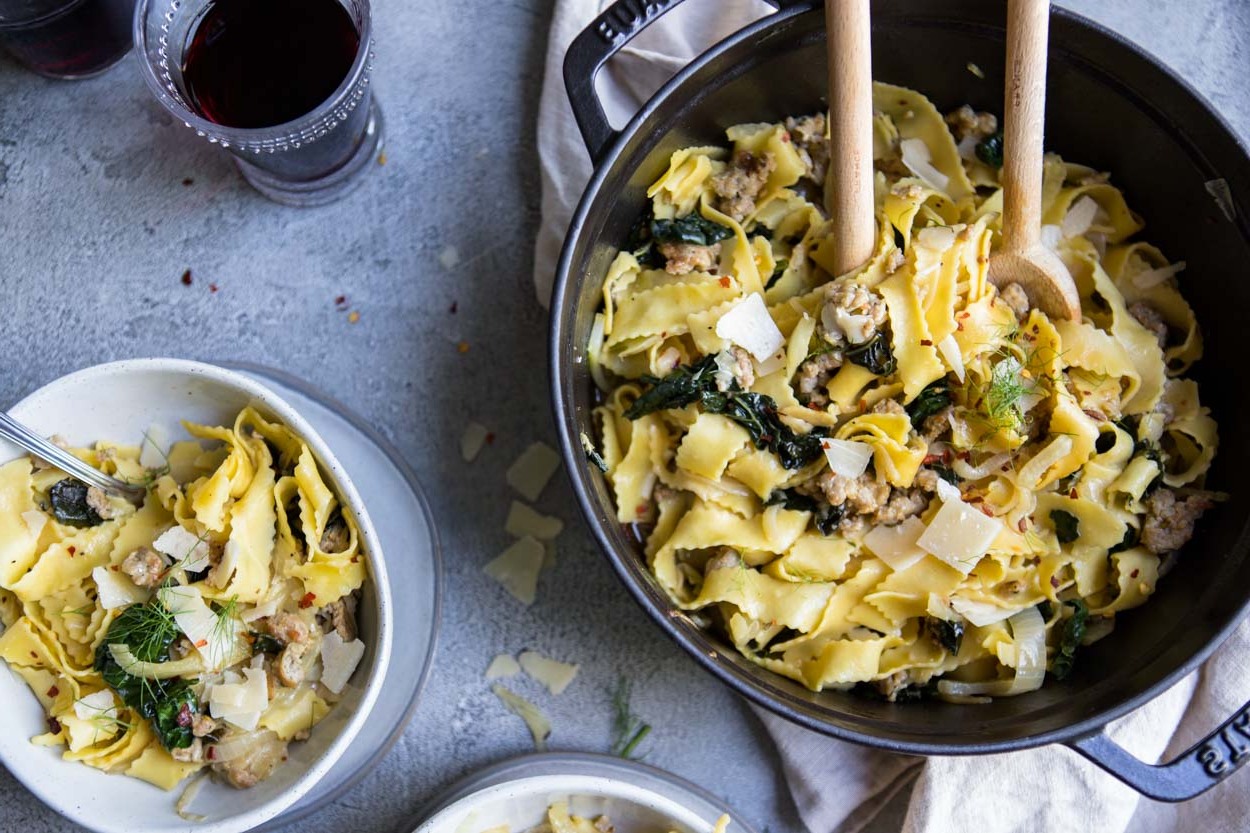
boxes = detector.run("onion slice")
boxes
[936,606,1046,697]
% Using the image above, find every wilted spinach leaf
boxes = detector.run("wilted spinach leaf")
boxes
[929,464,959,486]
[764,490,819,513]
[975,131,1004,167]
[813,503,846,536]
[925,617,965,655]
[624,356,721,419]
[650,214,734,247]
[625,207,666,268]
[765,259,788,290]
[1109,525,1139,554]
[48,479,104,527]
[845,332,897,376]
[1050,509,1081,544]
[1051,599,1089,680]
[906,379,952,430]
[249,632,285,655]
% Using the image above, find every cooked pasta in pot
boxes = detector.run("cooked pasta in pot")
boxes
[585,82,1221,701]
[0,407,368,794]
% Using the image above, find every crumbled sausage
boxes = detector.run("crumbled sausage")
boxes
[921,407,953,442]
[277,641,308,688]
[263,612,310,646]
[870,398,907,417]
[84,486,121,520]
[873,670,911,701]
[810,471,891,516]
[170,637,195,660]
[171,738,203,763]
[212,730,288,789]
[728,346,755,389]
[796,351,843,408]
[913,468,944,494]
[873,487,930,526]
[784,113,829,183]
[656,240,721,276]
[999,282,1031,320]
[192,714,220,738]
[818,281,888,347]
[121,546,166,588]
[1141,488,1218,555]
[945,105,998,142]
[318,512,350,554]
[1128,301,1169,349]
[711,150,776,221]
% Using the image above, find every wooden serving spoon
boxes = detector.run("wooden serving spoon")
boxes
[987,0,1081,320]
[823,0,876,275]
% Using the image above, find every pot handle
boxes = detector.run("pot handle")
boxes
[563,0,813,164]
[1068,698,1250,801]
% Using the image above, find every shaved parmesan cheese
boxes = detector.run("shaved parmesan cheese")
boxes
[92,565,148,610]
[506,443,561,501]
[505,501,564,541]
[714,293,784,362]
[916,489,1003,574]
[461,422,490,462]
[21,509,46,536]
[152,525,210,573]
[821,438,873,478]
[518,650,579,695]
[74,689,118,723]
[934,476,962,504]
[484,536,545,605]
[915,225,956,252]
[900,138,949,192]
[863,517,929,572]
[156,584,239,671]
[140,424,170,470]
[951,597,1020,628]
[241,595,279,624]
[492,684,550,750]
[936,334,965,383]
[208,667,268,730]
[484,654,521,680]
[1040,224,1062,250]
[1131,260,1186,290]
[1061,195,1099,238]
[320,630,366,694]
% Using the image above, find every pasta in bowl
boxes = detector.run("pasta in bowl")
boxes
[0,359,392,833]
[584,82,1221,703]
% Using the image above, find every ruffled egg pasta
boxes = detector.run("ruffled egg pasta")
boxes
[585,84,1221,701]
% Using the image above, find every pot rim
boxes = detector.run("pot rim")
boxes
[549,2,1250,755]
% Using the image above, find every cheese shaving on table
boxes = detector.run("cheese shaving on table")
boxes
[504,501,564,540]
[484,654,521,679]
[505,442,561,501]
[483,536,545,605]
[518,650,579,695]
[491,684,550,750]
[460,422,490,462]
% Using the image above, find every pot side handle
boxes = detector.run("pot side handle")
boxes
[1068,698,1250,801]
[563,0,813,164]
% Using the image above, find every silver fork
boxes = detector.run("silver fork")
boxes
[0,411,149,501]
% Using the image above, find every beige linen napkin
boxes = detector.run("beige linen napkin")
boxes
[532,2,1250,830]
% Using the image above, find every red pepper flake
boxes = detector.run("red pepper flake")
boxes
[956,320,965,331]
[457,341,470,353]
[47,685,59,698]
[780,131,791,142]
[299,592,316,609]
[1051,576,1060,588]
[209,283,219,293]
[1130,569,1140,579]
[348,311,361,324]
[485,432,496,445]
[1032,324,1040,334]
[718,276,731,288]
[635,503,649,517]
[110,564,120,571]
[957,450,971,461]
[176,702,194,727]
[206,746,216,760]
[47,717,61,735]
[978,504,994,518]
[180,269,193,286]
[1017,518,1028,533]
[923,453,944,464]
[920,339,932,346]
[67,546,76,556]
[334,294,348,308]
[1083,409,1105,422]
[350,555,359,563]
[1069,488,1078,499]
[195,639,208,648]
[449,301,458,314]
[30,651,38,658]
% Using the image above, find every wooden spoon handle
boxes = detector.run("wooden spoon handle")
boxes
[1000,0,1051,253]
[824,0,876,275]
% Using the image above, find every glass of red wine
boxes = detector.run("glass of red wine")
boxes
[0,0,134,78]
[133,0,383,207]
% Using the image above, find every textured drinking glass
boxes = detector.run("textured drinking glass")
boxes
[133,0,383,207]
[0,0,134,78]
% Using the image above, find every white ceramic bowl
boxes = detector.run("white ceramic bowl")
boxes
[0,358,394,833]
[414,753,756,833]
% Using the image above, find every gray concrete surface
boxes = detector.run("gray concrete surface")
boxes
[0,1,1246,833]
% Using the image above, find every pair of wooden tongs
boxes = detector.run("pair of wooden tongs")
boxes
[824,0,1080,320]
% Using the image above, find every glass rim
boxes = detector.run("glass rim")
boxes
[131,0,374,144]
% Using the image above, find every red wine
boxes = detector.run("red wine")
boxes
[182,0,359,129]
[0,0,133,79]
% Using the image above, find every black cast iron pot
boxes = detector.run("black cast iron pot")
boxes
[549,0,1250,800]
